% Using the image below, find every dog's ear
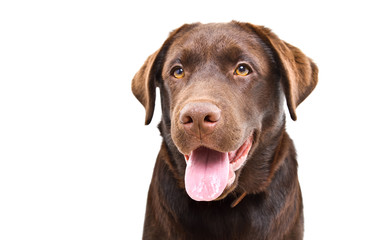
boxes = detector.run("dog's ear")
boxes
[242,23,318,121]
[132,50,159,125]
[280,41,318,121]
[132,23,199,125]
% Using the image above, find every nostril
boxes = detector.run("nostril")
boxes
[181,115,193,124]
[204,114,219,123]
[204,109,221,123]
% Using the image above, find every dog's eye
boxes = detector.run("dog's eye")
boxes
[173,67,185,79]
[235,65,251,76]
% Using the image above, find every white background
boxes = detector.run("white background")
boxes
[1,0,374,239]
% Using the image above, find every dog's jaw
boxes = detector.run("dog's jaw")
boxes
[227,135,254,187]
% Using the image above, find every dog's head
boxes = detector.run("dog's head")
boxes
[132,22,317,202]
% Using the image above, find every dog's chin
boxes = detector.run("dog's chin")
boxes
[182,133,254,202]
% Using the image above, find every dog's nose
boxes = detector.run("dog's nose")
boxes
[179,102,221,137]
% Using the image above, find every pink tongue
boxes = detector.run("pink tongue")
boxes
[185,147,229,201]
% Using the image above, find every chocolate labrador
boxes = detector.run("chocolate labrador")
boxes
[132,21,318,240]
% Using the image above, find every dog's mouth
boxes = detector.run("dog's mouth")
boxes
[184,134,254,201]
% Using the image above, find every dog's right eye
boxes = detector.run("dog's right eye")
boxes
[172,67,185,79]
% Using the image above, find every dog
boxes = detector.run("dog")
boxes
[132,21,318,240]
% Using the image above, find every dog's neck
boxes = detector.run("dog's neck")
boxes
[230,192,247,208]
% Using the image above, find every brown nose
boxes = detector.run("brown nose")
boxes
[179,102,221,138]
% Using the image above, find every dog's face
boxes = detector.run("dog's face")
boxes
[132,22,317,202]
[164,24,282,201]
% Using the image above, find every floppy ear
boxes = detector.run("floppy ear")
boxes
[131,23,200,125]
[132,50,160,125]
[249,24,318,120]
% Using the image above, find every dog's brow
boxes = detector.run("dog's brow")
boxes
[180,48,205,66]
[217,46,244,63]
[215,46,261,73]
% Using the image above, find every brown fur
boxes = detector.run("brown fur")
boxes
[132,21,318,240]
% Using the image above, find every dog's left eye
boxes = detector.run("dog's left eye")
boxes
[234,64,252,76]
